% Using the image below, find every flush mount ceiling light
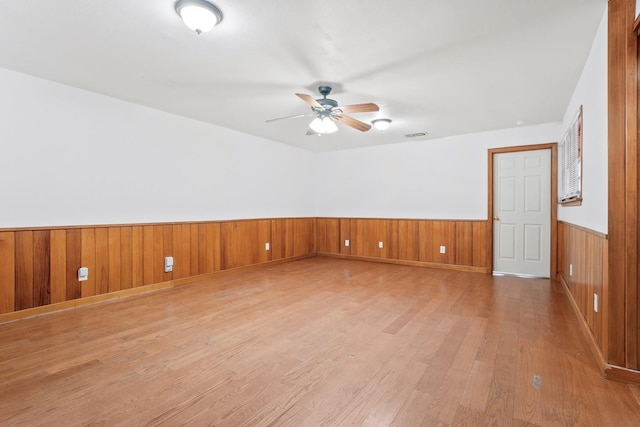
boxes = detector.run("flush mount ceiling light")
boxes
[175,0,223,34]
[372,118,392,131]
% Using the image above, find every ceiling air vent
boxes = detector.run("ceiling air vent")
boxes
[404,132,428,138]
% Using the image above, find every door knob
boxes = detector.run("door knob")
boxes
[493,216,500,221]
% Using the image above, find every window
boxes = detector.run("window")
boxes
[560,106,583,206]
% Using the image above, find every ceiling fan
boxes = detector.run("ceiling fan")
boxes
[266,86,379,135]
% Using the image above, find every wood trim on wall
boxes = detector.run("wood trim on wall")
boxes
[487,143,558,279]
[608,0,639,369]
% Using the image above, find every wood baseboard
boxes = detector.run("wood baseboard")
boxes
[0,254,314,325]
[604,364,640,384]
[316,252,490,274]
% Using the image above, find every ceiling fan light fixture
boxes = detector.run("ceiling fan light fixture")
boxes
[175,0,223,34]
[372,118,392,131]
[310,117,338,134]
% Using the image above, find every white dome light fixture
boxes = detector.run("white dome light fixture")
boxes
[175,0,223,34]
[372,118,392,131]
[310,117,338,134]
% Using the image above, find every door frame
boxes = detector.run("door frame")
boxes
[487,143,558,278]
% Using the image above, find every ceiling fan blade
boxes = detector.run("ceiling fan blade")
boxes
[296,93,324,109]
[306,128,319,136]
[334,114,372,132]
[265,113,312,123]
[337,103,379,114]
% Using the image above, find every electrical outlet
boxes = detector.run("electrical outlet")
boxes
[594,293,598,312]
[439,246,446,254]
[78,267,89,282]
[265,242,270,251]
[345,239,350,247]
[164,256,173,273]
[569,263,573,276]
[378,241,384,249]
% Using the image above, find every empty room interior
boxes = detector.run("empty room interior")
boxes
[3,0,640,425]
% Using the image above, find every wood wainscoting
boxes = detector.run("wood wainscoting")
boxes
[316,218,489,273]
[557,221,608,371]
[0,216,489,320]
[0,218,316,319]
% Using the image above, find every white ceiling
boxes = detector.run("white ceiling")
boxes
[0,0,606,152]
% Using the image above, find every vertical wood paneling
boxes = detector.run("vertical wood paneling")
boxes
[66,229,82,301]
[270,219,289,261]
[108,228,121,292]
[171,224,190,280]
[179,224,191,279]
[198,223,214,274]
[433,221,456,264]
[211,223,221,272]
[455,222,473,267]
[559,222,607,357]
[132,226,144,287]
[49,230,66,304]
[0,232,16,314]
[120,227,133,290]
[95,228,110,295]
[81,229,96,298]
[340,218,351,255]
[398,220,419,261]
[259,220,272,264]
[190,224,199,276]
[316,218,340,254]
[4,217,493,316]
[143,226,154,285]
[163,225,173,281]
[32,230,50,307]
[152,225,164,284]
[221,221,253,270]
[418,221,434,263]
[352,219,391,258]
[15,231,34,311]
[294,218,314,256]
[387,219,399,260]
[472,222,488,269]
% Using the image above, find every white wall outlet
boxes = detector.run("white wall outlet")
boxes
[594,293,598,312]
[378,241,384,249]
[569,263,573,277]
[265,242,270,251]
[440,246,446,254]
[345,239,350,247]
[78,267,89,282]
[164,256,173,273]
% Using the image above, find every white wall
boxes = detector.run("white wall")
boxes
[314,123,562,219]
[0,67,315,228]
[1,5,608,230]
[558,9,607,234]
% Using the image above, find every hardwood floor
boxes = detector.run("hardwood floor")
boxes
[1,257,639,426]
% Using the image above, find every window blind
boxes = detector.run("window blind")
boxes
[560,107,582,204]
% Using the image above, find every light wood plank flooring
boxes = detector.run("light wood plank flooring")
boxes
[1,257,639,426]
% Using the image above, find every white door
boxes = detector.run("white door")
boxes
[493,149,551,277]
